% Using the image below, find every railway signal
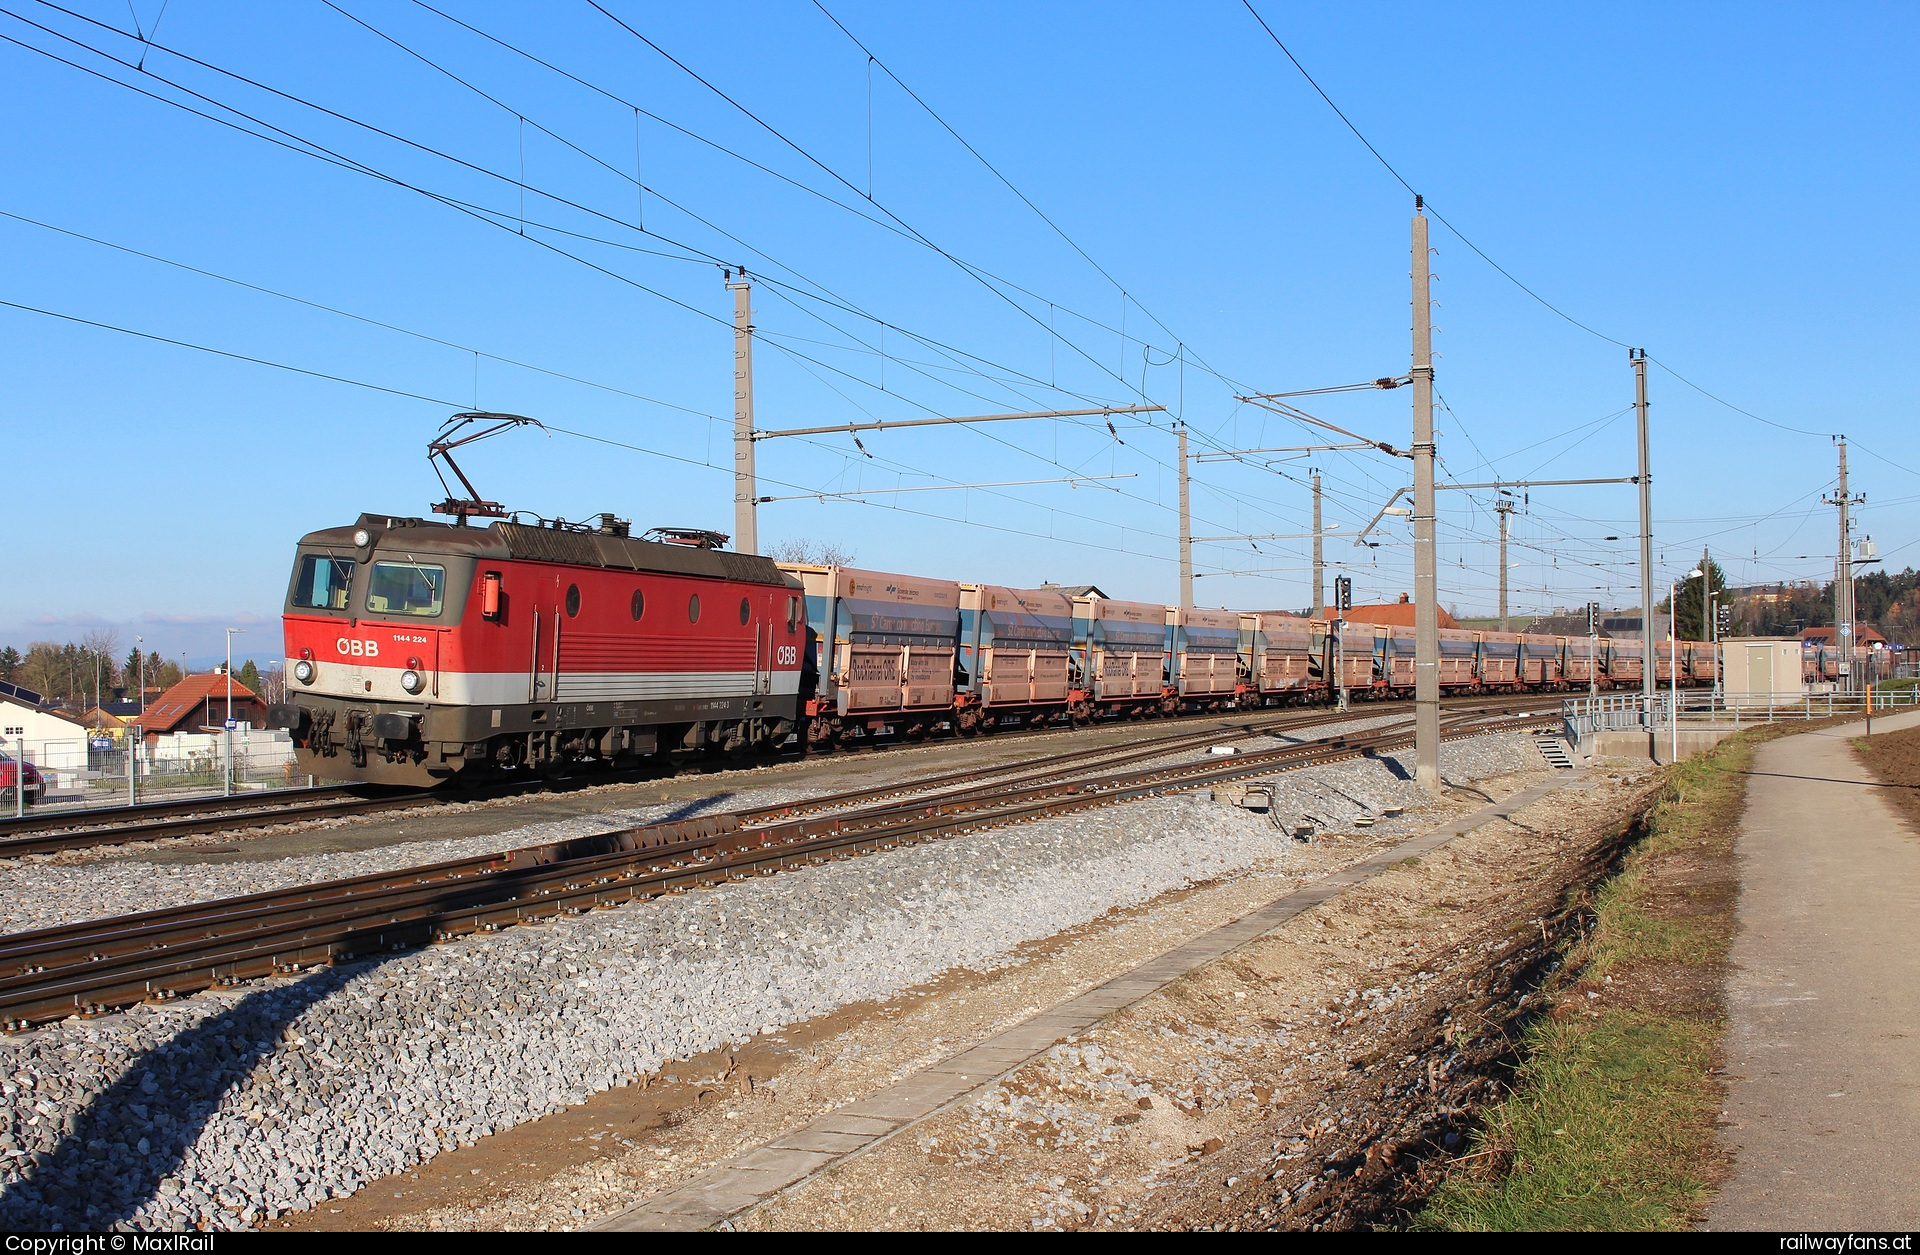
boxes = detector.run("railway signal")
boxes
[1335,576,1352,613]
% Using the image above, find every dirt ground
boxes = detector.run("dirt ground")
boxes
[729,769,1657,1232]
[1850,723,1920,836]
[276,759,1656,1232]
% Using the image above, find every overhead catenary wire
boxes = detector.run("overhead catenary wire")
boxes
[4,11,1123,440]
[414,0,1240,397]
[10,0,1384,557]
[0,207,724,421]
[4,18,1286,557]
[1236,0,1838,448]
[0,296,465,406]
[167,0,1177,428]
[0,284,1193,566]
[580,0,1185,406]
[19,3,1876,612]
[805,0,1242,391]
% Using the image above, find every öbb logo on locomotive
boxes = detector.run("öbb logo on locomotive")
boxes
[335,638,380,658]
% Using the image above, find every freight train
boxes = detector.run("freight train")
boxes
[269,509,1717,787]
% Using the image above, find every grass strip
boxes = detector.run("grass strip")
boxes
[1414,732,1772,1232]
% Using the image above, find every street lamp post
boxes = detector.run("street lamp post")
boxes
[224,627,245,796]
[131,634,144,807]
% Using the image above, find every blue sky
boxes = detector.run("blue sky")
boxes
[1,0,1914,663]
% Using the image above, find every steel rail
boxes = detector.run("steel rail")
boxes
[0,699,1389,859]
[741,705,1366,822]
[0,784,367,839]
[740,695,1558,824]
[0,711,1415,974]
[0,710,1541,1029]
[0,791,458,859]
[0,706,1396,975]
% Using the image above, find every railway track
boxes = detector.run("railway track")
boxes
[0,702,1550,1030]
[0,785,431,859]
[0,695,1554,859]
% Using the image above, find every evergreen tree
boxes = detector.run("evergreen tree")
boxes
[1674,555,1729,641]
[0,646,18,684]
[236,659,263,696]
[1655,556,1730,641]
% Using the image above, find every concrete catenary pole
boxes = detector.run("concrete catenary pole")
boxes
[1411,202,1440,794]
[1310,470,1325,619]
[1835,438,1855,692]
[1495,497,1516,633]
[1633,348,1655,748]
[728,270,758,555]
[1178,424,1193,609]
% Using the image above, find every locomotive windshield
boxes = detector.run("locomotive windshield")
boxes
[291,554,355,611]
[365,561,445,617]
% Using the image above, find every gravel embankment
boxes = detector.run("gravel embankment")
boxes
[0,732,1539,1231]
[0,711,1414,938]
[0,790,800,938]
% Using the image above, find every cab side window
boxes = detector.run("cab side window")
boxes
[292,555,355,611]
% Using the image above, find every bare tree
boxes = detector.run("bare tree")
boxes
[80,628,121,710]
[81,627,121,658]
[767,539,857,567]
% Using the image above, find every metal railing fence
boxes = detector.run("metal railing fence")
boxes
[1562,688,1920,749]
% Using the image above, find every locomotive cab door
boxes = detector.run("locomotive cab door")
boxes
[752,603,773,696]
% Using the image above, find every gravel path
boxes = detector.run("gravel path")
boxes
[0,732,1537,1232]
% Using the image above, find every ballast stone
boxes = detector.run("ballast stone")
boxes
[0,732,1538,1230]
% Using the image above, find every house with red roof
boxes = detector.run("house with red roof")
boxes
[135,671,269,741]
[1316,592,1462,630]
[1799,625,1888,648]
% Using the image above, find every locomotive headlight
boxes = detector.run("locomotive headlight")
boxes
[352,528,372,548]
[400,669,424,694]
[294,660,316,685]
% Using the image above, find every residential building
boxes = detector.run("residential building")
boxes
[1799,625,1889,649]
[0,680,90,775]
[136,672,270,741]
[1317,594,1462,630]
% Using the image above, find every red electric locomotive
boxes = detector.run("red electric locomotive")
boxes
[269,512,804,787]
[268,414,804,786]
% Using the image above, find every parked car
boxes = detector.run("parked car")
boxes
[0,751,44,808]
